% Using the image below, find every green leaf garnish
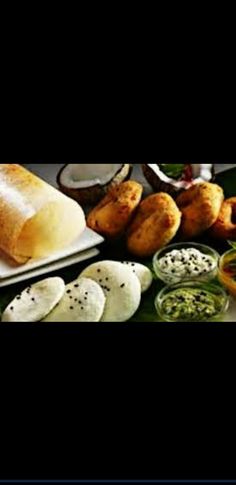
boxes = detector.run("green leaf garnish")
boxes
[159,164,185,180]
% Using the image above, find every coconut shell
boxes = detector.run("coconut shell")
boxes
[57,163,133,206]
[142,163,215,198]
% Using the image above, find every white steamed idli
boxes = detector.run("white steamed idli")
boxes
[122,262,153,293]
[43,277,106,322]
[1,277,65,323]
[80,261,141,322]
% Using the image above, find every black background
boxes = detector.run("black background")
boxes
[1,322,236,480]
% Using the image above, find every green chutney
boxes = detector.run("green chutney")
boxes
[161,288,222,321]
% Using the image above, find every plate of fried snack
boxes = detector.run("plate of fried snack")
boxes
[1,162,236,323]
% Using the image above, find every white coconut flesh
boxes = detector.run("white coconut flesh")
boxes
[60,164,127,189]
[147,164,213,189]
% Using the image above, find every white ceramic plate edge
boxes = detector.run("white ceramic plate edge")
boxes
[0,227,104,280]
[0,247,100,288]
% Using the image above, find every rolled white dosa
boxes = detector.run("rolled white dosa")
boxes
[0,164,86,263]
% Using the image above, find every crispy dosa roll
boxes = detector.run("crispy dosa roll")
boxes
[0,164,86,263]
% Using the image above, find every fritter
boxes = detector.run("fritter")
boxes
[210,197,236,240]
[127,193,182,258]
[176,182,224,240]
[87,180,143,239]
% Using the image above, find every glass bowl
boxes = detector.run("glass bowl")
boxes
[153,242,220,285]
[155,281,229,323]
[219,249,236,297]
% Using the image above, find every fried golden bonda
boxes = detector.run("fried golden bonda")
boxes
[127,193,182,258]
[210,197,236,240]
[87,180,143,239]
[176,182,224,240]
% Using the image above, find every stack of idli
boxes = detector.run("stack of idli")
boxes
[1,261,153,323]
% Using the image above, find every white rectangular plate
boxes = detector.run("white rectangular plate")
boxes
[0,247,100,288]
[0,227,104,280]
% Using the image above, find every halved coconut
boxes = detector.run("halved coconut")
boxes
[57,163,132,206]
[142,163,214,197]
